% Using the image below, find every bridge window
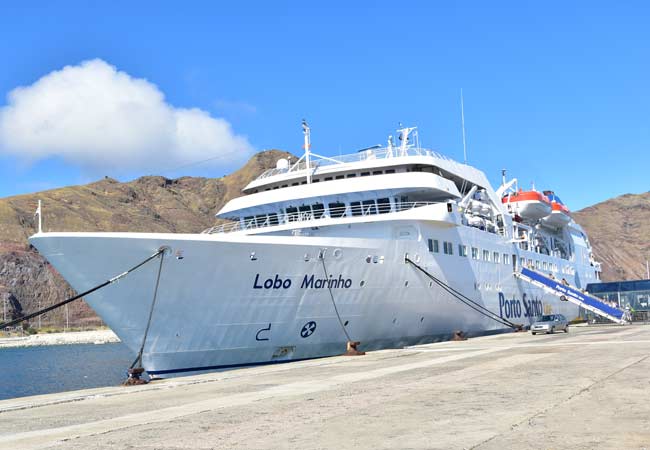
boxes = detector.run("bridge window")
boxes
[362,200,377,215]
[328,202,346,218]
[377,198,391,213]
[471,247,479,260]
[312,203,325,219]
[285,207,298,221]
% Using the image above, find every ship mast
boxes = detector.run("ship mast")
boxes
[302,119,312,184]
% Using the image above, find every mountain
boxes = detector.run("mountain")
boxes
[573,192,650,282]
[0,150,292,328]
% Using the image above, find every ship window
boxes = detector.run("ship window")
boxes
[428,239,439,253]
[281,184,288,188]
[373,171,383,175]
[362,200,377,215]
[269,213,279,225]
[347,173,356,178]
[520,257,526,268]
[444,242,453,255]
[527,258,534,268]
[471,247,479,260]
[292,182,299,186]
[285,207,298,222]
[350,201,363,216]
[493,252,500,263]
[503,254,510,265]
[377,198,391,214]
[313,179,320,183]
[385,169,396,174]
[325,177,333,181]
[535,260,541,270]
[301,181,307,184]
[255,215,267,226]
[361,172,370,177]
[328,202,346,218]
[273,186,278,190]
[312,203,325,219]
[298,205,312,220]
[483,250,490,261]
[243,216,254,227]
[543,261,548,270]
[459,244,468,257]
[336,175,344,180]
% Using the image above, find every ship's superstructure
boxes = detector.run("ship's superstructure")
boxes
[30,124,602,375]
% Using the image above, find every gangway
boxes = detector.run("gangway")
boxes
[515,267,629,325]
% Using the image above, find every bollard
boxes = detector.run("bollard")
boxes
[452,330,467,341]
[344,341,365,356]
[122,367,148,386]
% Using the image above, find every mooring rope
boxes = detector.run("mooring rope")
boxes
[405,257,521,329]
[0,248,165,331]
[319,250,353,342]
[131,249,166,369]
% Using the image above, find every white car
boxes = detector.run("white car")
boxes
[531,314,569,335]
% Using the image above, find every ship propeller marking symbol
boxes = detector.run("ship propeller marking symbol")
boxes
[300,321,317,338]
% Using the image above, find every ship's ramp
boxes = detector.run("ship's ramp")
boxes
[516,267,629,324]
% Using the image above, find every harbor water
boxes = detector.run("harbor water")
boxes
[0,342,133,400]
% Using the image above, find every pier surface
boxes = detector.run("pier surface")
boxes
[1,325,649,449]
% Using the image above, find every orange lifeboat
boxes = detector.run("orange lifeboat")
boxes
[502,189,552,221]
[542,191,571,227]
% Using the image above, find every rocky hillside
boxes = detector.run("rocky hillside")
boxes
[0,150,291,328]
[573,192,650,282]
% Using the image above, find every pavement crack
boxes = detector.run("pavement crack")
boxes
[470,354,650,449]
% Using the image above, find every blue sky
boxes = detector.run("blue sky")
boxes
[0,1,648,210]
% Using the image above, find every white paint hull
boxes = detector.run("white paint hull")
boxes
[30,221,590,375]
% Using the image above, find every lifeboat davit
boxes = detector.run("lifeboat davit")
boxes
[502,190,552,221]
[542,191,571,227]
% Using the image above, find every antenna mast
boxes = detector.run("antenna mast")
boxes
[302,119,311,184]
[461,88,467,164]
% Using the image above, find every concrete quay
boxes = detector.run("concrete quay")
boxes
[1,325,649,450]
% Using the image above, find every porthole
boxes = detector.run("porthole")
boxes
[304,253,310,262]
[420,317,424,322]
[429,281,433,288]
[360,280,365,287]
[366,256,372,263]
[333,248,343,259]
[404,281,409,287]
[392,318,397,324]
[344,320,349,326]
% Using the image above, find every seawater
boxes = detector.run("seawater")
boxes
[0,342,134,400]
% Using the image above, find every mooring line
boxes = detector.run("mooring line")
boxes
[0,248,165,331]
[319,250,353,343]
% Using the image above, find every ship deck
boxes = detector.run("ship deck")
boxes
[2,324,649,449]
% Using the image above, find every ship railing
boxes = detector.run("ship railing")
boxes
[256,146,457,180]
[201,201,437,234]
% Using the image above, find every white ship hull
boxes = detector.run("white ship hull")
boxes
[30,222,585,375]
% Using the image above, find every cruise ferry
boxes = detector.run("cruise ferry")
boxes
[29,124,601,375]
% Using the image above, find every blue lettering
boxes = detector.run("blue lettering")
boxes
[253,274,263,289]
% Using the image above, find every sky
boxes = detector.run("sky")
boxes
[0,1,648,210]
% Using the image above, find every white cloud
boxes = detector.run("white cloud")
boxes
[0,59,253,171]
